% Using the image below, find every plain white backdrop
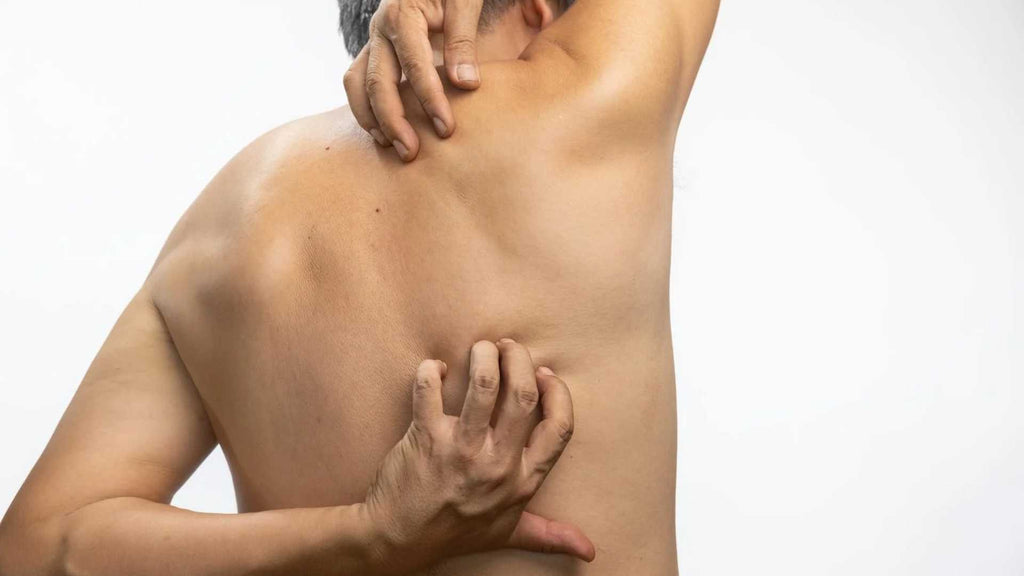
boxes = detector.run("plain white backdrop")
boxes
[1,1,1021,574]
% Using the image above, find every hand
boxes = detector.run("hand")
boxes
[343,0,485,162]
[362,339,595,574]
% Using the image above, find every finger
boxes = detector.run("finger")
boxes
[389,8,455,138]
[505,511,596,562]
[343,46,389,147]
[366,27,419,161]
[494,339,540,450]
[523,368,574,477]
[412,359,448,430]
[443,0,484,90]
[457,341,500,447]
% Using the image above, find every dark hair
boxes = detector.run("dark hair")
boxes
[337,0,570,57]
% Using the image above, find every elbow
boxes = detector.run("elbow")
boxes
[0,532,11,576]
[0,513,74,576]
[0,514,24,576]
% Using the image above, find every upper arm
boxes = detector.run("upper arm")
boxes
[0,286,216,547]
[519,0,721,134]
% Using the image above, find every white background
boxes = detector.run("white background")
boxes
[1,1,1021,574]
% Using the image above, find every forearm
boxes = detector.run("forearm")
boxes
[5,497,383,576]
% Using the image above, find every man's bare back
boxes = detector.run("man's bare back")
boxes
[152,88,677,571]
[0,1,717,574]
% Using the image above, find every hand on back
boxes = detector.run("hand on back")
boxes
[362,339,595,574]
[344,0,485,162]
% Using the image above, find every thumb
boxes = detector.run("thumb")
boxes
[505,511,597,562]
[443,0,484,89]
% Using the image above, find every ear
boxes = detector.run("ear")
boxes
[521,0,556,30]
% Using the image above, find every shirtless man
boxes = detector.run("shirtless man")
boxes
[0,0,718,574]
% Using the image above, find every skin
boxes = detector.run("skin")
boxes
[0,0,719,574]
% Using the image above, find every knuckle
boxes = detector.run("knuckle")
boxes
[445,35,477,53]
[513,387,540,408]
[414,360,445,391]
[414,376,434,393]
[529,457,555,477]
[471,463,507,487]
[342,68,359,90]
[405,62,440,90]
[414,369,437,392]
[471,371,500,393]
[554,420,575,443]
[375,3,401,29]
[364,71,388,96]
[514,482,538,504]
[405,74,443,103]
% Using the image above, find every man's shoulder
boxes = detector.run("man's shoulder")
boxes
[145,109,372,325]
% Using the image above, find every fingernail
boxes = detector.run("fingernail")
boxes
[432,116,449,137]
[438,360,448,371]
[456,64,479,83]
[369,128,387,146]
[498,338,516,344]
[393,140,410,160]
[538,366,555,376]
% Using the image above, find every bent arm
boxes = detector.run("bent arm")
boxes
[0,291,382,576]
[346,0,720,159]
[49,499,377,576]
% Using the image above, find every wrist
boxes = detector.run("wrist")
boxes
[329,502,394,576]
[349,502,402,576]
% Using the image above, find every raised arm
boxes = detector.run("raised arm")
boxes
[345,0,720,159]
[521,0,720,126]
[0,283,592,575]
